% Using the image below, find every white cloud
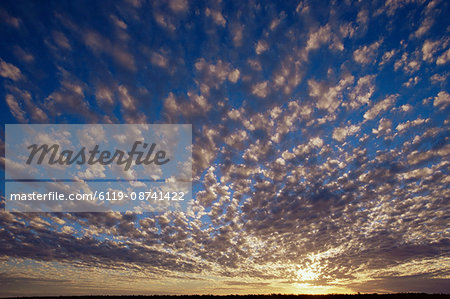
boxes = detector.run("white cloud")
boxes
[252,81,269,98]
[228,69,240,83]
[230,23,244,47]
[0,10,20,28]
[52,31,71,50]
[295,1,309,14]
[95,86,115,106]
[83,30,136,71]
[310,137,324,148]
[422,38,449,65]
[154,13,176,31]
[396,118,429,133]
[0,58,23,81]
[411,0,439,39]
[353,40,382,65]
[376,0,416,17]
[224,130,248,147]
[164,91,212,118]
[205,8,226,27]
[399,104,413,112]
[403,76,420,87]
[110,15,127,29]
[13,46,34,63]
[247,58,262,71]
[255,40,269,55]
[433,91,450,109]
[372,118,392,137]
[151,51,168,68]
[430,73,448,83]
[118,85,137,111]
[379,49,397,66]
[422,40,440,62]
[436,48,450,65]
[270,12,287,32]
[412,17,433,39]
[227,108,243,120]
[347,75,376,109]
[401,167,433,180]
[5,94,27,123]
[332,124,360,142]
[339,22,356,39]
[395,51,422,74]
[194,59,239,92]
[305,24,332,53]
[309,74,354,113]
[169,0,188,13]
[364,94,397,120]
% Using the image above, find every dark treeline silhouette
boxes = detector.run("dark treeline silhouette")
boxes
[2,294,449,299]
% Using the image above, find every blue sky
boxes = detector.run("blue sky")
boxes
[0,0,449,296]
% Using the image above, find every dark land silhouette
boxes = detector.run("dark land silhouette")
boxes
[2,294,449,299]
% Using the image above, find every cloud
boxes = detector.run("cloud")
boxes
[364,94,397,120]
[44,69,99,122]
[422,38,449,65]
[230,22,244,47]
[346,75,376,109]
[308,74,354,113]
[376,0,417,17]
[164,91,212,119]
[353,40,382,65]
[251,81,269,98]
[4,86,48,122]
[411,0,440,39]
[151,51,168,68]
[412,17,434,39]
[305,24,332,53]
[433,91,450,109]
[0,58,23,81]
[194,58,240,92]
[95,85,115,106]
[430,73,448,84]
[403,76,420,87]
[0,9,21,28]
[83,30,136,71]
[169,0,189,13]
[271,53,304,95]
[396,118,429,133]
[372,118,392,138]
[228,69,240,83]
[5,94,27,123]
[379,49,397,66]
[13,46,34,63]
[205,8,226,27]
[436,48,450,65]
[110,14,128,29]
[154,12,176,31]
[422,39,441,62]
[255,40,269,55]
[52,31,71,50]
[1,1,449,295]
[332,124,360,142]
[301,24,344,58]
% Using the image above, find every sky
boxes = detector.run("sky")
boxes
[0,0,449,296]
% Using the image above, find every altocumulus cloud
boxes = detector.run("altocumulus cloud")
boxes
[0,0,449,296]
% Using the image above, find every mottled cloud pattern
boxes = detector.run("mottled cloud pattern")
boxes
[0,0,449,296]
